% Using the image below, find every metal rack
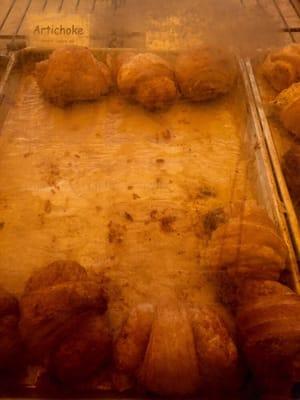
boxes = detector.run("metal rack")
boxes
[0,0,299,51]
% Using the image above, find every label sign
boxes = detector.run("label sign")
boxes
[26,14,90,48]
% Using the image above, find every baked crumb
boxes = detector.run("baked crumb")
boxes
[150,210,158,220]
[203,208,226,235]
[124,212,133,222]
[162,129,171,140]
[155,129,172,142]
[178,118,189,125]
[108,221,127,244]
[44,200,52,214]
[196,186,217,199]
[160,215,176,233]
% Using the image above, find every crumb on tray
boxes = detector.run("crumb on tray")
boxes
[160,215,177,233]
[156,129,172,142]
[196,186,217,199]
[108,221,127,244]
[124,212,134,222]
[178,118,190,125]
[44,200,52,214]
[150,210,158,220]
[203,208,226,235]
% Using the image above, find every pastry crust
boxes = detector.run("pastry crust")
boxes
[49,313,112,384]
[35,46,112,107]
[272,82,300,138]
[114,301,239,396]
[237,280,300,394]
[236,279,294,307]
[175,47,237,101]
[20,260,110,385]
[114,303,154,373]
[190,306,240,392]
[262,44,300,91]
[206,204,287,283]
[116,53,178,110]
[0,287,22,372]
[24,260,88,294]
[283,145,300,205]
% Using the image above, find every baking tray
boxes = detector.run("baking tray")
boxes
[0,47,299,397]
[246,53,300,263]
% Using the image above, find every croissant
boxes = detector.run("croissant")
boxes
[237,280,300,395]
[20,260,111,384]
[175,47,237,102]
[115,52,178,110]
[35,46,112,107]
[114,301,240,396]
[206,203,288,283]
[48,312,112,384]
[271,82,300,138]
[236,279,294,307]
[283,145,300,206]
[262,44,300,91]
[0,287,22,373]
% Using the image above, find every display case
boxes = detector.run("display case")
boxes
[0,1,300,399]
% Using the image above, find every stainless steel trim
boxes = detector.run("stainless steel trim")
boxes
[0,0,299,51]
[271,0,296,41]
[239,57,300,293]
[245,57,300,263]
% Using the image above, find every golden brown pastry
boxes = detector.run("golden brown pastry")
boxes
[283,145,300,205]
[236,279,294,308]
[190,306,240,393]
[114,301,239,396]
[262,44,300,91]
[114,303,154,374]
[24,260,88,294]
[206,203,288,283]
[116,52,178,110]
[49,313,112,384]
[20,260,111,384]
[0,287,22,373]
[271,83,300,138]
[107,51,135,80]
[175,47,237,102]
[237,280,300,395]
[35,46,112,107]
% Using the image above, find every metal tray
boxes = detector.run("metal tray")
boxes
[246,52,300,264]
[0,47,299,397]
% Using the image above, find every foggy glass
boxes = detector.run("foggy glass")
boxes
[91,0,284,54]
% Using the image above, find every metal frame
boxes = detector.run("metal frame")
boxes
[269,0,297,41]
[245,58,300,270]
[239,57,300,293]
[0,0,298,51]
